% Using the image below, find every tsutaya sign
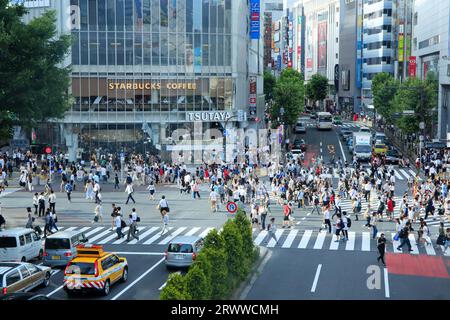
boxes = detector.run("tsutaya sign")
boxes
[187,111,232,122]
[108,81,197,90]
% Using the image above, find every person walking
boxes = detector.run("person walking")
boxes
[377,233,387,266]
[353,195,362,221]
[126,208,139,241]
[157,195,170,217]
[114,173,120,190]
[160,211,172,236]
[311,194,321,215]
[38,192,46,217]
[341,211,350,241]
[25,207,34,229]
[32,193,39,215]
[334,213,343,242]
[114,213,125,240]
[371,212,379,239]
[48,190,56,214]
[209,188,218,212]
[147,181,155,201]
[43,210,53,238]
[259,201,268,231]
[92,201,103,224]
[64,181,73,203]
[320,205,332,233]
[263,217,278,245]
[0,211,5,230]
[397,222,414,252]
[125,183,136,204]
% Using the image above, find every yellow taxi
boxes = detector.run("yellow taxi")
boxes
[373,143,388,155]
[63,244,128,297]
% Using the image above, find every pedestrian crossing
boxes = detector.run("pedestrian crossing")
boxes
[304,123,362,129]
[329,167,419,180]
[0,188,20,198]
[47,225,449,256]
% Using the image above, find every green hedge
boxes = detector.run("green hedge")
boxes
[160,209,259,300]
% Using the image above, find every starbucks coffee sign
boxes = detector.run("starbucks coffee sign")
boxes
[187,111,232,122]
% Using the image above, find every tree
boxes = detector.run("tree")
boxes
[221,220,246,289]
[202,248,229,299]
[233,209,257,263]
[392,75,438,136]
[0,1,72,140]
[270,68,305,128]
[160,273,191,300]
[371,73,399,123]
[185,264,210,300]
[305,74,328,110]
[204,228,225,251]
[264,70,276,103]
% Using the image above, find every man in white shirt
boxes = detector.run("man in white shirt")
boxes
[126,208,139,241]
[48,190,56,214]
[114,214,125,239]
[125,183,136,204]
[209,190,218,212]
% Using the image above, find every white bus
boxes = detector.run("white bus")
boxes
[316,112,333,130]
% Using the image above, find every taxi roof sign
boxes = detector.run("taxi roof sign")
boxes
[76,244,106,257]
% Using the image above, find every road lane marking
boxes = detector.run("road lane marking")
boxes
[399,169,410,179]
[158,227,187,245]
[345,232,356,251]
[254,231,268,246]
[84,227,105,237]
[144,228,172,245]
[329,234,340,250]
[393,170,403,180]
[310,264,322,293]
[424,242,436,256]
[298,230,312,248]
[98,228,126,244]
[384,268,390,299]
[198,227,214,238]
[361,232,371,251]
[115,252,165,256]
[267,230,284,247]
[86,228,113,243]
[408,234,419,254]
[78,227,91,233]
[47,284,64,298]
[64,227,77,231]
[282,229,298,248]
[337,135,347,162]
[128,227,159,245]
[313,231,327,249]
[111,227,130,244]
[111,257,165,300]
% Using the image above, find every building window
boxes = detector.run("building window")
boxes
[336,37,338,43]
[413,12,418,26]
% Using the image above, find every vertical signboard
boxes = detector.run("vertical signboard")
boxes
[356,0,363,89]
[249,76,257,118]
[250,0,260,40]
[398,31,404,62]
[317,21,327,70]
[408,56,417,78]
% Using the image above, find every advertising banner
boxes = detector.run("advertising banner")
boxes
[317,21,327,70]
[398,33,404,62]
[408,56,417,78]
[250,0,261,40]
[306,58,313,69]
[249,77,257,118]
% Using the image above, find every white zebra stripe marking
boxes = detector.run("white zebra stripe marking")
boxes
[298,230,312,248]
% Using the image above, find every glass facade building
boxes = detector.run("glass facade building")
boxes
[21,0,263,160]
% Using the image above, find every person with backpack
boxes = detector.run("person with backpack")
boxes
[342,211,351,240]
[334,213,343,242]
[311,194,321,215]
[397,222,414,252]
[376,196,385,220]
[126,208,139,242]
[376,233,387,266]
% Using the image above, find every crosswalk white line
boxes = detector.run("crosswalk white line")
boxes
[84,227,105,237]
[254,231,268,246]
[184,227,201,237]
[128,227,159,245]
[424,242,436,255]
[313,231,327,249]
[88,229,115,243]
[267,230,284,248]
[391,233,402,253]
[361,232,371,251]
[298,230,312,248]
[158,227,187,245]
[78,227,91,233]
[111,227,130,244]
[98,229,125,244]
[144,228,172,245]
[329,235,340,250]
[282,229,298,248]
[198,227,214,239]
[409,169,421,180]
[64,227,77,232]
[408,235,419,255]
[399,169,410,180]
[393,170,403,180]
[346,232,356,251]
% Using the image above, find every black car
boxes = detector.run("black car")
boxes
[385,149,401,165]
[293,139,307,151]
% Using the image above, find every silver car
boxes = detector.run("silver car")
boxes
[42,231,89,267]
[165,236,204,269]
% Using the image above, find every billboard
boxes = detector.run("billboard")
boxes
[317,21,327,70]
[249,77,257,118]
[250,0,261,40]
[408,56,417,78]
[398,33,404,62]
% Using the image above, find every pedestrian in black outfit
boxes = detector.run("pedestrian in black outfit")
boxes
[38,192,46,217]
[377,233,387,265]
[397,222,414,252]
[114,173,120,190]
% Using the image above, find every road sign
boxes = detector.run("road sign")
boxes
[419,122,425,130]
[226,201,238,215]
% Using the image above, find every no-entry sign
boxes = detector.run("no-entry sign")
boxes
[226,201,238,215]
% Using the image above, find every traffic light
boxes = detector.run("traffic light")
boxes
[44,146,52,155]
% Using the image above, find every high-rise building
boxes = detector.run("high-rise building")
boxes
[18,0,264,162]
[263,0,284,70]
[412,0,450,143]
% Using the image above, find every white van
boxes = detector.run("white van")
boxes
[0,228,43,263]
